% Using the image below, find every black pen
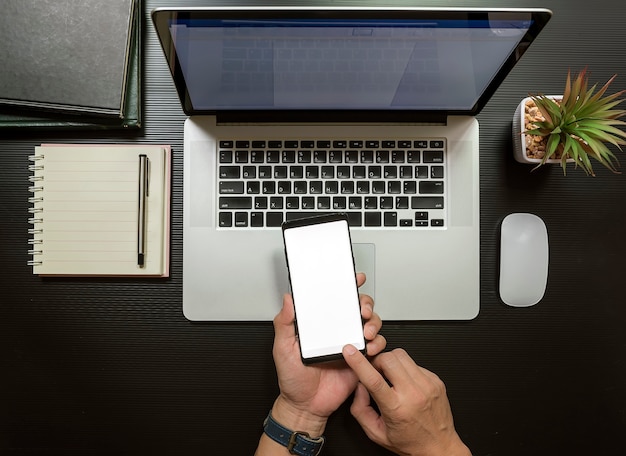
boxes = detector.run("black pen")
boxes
[138,154,149,267]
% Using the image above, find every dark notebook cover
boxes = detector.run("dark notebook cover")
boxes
[0,0,141,130]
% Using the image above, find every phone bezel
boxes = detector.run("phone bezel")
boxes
[282,213,366,364]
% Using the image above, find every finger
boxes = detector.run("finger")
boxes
[366,334,387,357]
[359,293,374,320]
[273,293,296,340]
[342,344,394,404]
[362,309,381,340]
[350,383,388,445]
[390,348,440,385]
[356,272,366,288]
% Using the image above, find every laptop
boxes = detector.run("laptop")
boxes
[151,6,551,321]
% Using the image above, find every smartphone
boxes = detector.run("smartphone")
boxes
[282,213,366,364]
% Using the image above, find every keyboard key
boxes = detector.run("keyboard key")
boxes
[290,166,303,179]
[282,150,296,163]
[392,150,405,163]
[270,197,283,209]
[297,150,312,163]
[268,140,282,148]
[317,140,331,148]
[398,140,412,148]
[321,166,334,178]
[250,212,264,227]
[382,140,395,148]
[247,181,260,194]
[403,181,417,194]
[395,196,409,209]
[412,197,444,209]
[419,181,444,194]
[219,140,234,148]
[407,150,421,163]
[431,219,445,227]
[415,166,428,179]
[349,140,363,148]
[388,181,401,194]
[414,140,428,148]
[242,166,256,178]
[337,166,350,179]
[431,166,444,178]
[219,150,233,163]
[235,150,248,163]
[252,140,266,148]
[345,150,359,163]
[254,197,268,209]
[333,140,347,148]
[317,197,331,209]
[368,166,382,179]
[365,212,382,226]
[286,197,299,209]
[259,166,272,178]
[423,151,444,163]
[250,150,264,163]
[384,212,398,226]
[294,181,307,194]
[235,140,249,148]
[301,140,315,148]
[430,140,445,149]
[219,212,232,227]
[364,196,377,209]
[285,140,299,148]
[333,196,347,209]
[219,181,244,194]
[361,150,374,163]
[329,150,342,163]
[305,166,319,179]
[384,166,397,179]
[314,150,327,163]
[302,197,315,209]
[353,166,366,179]
[380,197,393,209]
[376,150,390,163]
[219,197,252,209]
[235,212,248,227]
[349,196,362,209]
[325,181,338,194]
[262,182,276,194]
[277,181,291,194]
[266,212,283,227]
[310,181,323,194]
[366,140,379,148]
[274,166,288,179]
[341,181,355,194]
[219,166,240,179]
[267,150,280,163]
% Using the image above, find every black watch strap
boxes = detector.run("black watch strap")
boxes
[263,411,325,456]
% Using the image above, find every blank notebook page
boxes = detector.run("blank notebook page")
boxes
[29,145,170,276]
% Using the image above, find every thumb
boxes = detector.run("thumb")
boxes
[351,383,389,447]
[273,293,296,340]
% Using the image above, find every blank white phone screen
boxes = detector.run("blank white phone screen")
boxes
[283,219,365,360]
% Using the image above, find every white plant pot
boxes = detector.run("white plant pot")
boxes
[512,96,572,165]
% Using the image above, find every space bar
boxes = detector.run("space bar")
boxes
[286,212,362,227]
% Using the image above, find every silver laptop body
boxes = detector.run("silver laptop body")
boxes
[152,6,552,321]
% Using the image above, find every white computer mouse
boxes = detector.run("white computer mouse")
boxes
[499,213,549,307]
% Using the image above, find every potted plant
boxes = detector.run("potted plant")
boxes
[512,68,626,176]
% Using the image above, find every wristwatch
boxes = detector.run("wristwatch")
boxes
[263,411,325,455]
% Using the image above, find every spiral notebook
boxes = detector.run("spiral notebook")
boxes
[28,144,171,276]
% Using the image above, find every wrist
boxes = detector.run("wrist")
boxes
[271,396,328,438]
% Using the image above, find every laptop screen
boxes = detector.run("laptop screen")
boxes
[153,8,551,116]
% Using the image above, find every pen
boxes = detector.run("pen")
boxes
[138,154,149,267]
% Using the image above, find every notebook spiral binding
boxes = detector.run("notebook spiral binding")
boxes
[28,154,44,266]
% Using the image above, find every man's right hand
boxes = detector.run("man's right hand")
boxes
[342,345,471,456]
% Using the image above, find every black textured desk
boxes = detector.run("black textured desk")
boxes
[2,1,625,455]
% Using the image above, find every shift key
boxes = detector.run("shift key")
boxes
[219,197,252,209]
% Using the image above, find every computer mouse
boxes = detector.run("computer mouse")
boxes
[499,213,549,307]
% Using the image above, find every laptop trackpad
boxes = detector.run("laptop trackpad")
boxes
[353,243,375,300]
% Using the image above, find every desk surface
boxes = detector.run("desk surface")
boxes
[2,1,625,455]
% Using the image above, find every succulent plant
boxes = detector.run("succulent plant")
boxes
[526,68,626,176]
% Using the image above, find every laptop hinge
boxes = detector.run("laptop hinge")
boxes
[215,110,447,126]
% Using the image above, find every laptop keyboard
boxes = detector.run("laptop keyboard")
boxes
[217,138,446,229]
